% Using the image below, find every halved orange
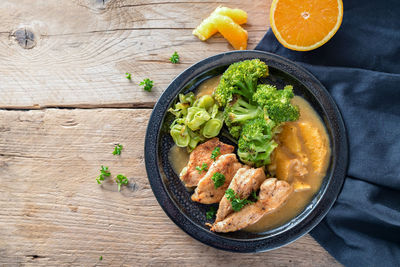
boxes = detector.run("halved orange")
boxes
[270,0,343,51]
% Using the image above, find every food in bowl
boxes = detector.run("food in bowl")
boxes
[167,59,330,233]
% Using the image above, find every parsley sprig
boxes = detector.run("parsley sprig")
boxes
[211,147,221,161]
[140,78,153,92]
[206,206,216,220]
[170,51,180,64]
[251,190,259,200]
[125,72,132,80]
[115,174,129,192]
[96,166,111,184]
[225,188,254,212]
[211,172,225,189]
[113,144,123,155]
[195,163,208,174]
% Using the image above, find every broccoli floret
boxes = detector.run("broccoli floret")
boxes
[253,84,299,123]
[214,59,269,106]
[225,97,263,124]
[237,118,278,167]
[227,125,242,140]
[223,97,264,138]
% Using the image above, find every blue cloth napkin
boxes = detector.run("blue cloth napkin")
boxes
[256,1,400,266]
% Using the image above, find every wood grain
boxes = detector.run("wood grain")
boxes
[0,0,269,109]
[0,109,340,266]
[0,1,341,266]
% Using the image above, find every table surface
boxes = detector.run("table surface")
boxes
[0,0,341,266]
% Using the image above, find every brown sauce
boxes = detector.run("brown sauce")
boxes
[168,145,190,175]
[245,96,331,232]
[195,75,221,97]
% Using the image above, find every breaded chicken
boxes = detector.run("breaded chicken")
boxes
[180,138,234,187]
[215,167,266,223]
[191,154,242,204]
[211,178,292,232]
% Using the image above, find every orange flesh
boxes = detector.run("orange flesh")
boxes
[271,0,343,50]
[213,15,248,50]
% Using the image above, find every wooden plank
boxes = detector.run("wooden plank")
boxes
[0,0,270,109]
[0,109,340,266]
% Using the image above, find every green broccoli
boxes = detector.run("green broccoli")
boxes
[253,84,299,123]
[214,59,269,106]
[223,97,264,138]
[237,118,278,167]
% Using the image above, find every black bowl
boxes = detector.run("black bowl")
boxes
[145,50,348,252]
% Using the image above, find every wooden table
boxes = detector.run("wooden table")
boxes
[0,1,340,266]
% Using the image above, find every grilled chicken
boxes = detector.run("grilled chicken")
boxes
[215,167,266,223]
[211,178,293,232]
[180,138,234,187]
[191,154,242,204]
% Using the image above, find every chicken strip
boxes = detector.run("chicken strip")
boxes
[215,167,266,223]
[180,138,234,187]
[191,154,242,204]
[211,178,292,232]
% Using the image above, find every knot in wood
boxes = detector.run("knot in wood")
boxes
[13,28,36,49]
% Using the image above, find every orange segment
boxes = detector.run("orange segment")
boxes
[213,15,248,50]
[193,15,219,41]
[193,6,247,41]
[192,6,248,49]
[215,6,247,24]
[270,0,343,51]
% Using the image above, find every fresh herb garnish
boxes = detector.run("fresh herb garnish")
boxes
[99,256,103,261]
[211,172,225,189]
[140,78,153,92]
[96,165,111,184]
[170,51,180,64]
[125,72,132,80]
[195,163,208,174]
[115,174,129,191]
[206,206,216,220]
[113,144,123,155]
[251,190,259,200]
[211,147,221,161]
[225,188,254,212]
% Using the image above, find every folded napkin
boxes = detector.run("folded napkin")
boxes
[256,1,400,266]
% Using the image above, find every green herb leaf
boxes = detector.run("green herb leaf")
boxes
[113,144,123,155]
[211,146,221,161]
[211,172,225,189]
[225,188,254,212]
[99,256,103,261]
[96,165,111,184]
[115,174,129,192]
[251,190,259,200]
[195,163,208,174]
[206,206,216,220]
[170,51,180,64]
[140,78,154,92]
[125,72,132,80]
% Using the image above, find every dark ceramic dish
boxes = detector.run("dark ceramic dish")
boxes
[145,50,348,252]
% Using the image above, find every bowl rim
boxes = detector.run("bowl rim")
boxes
[144,50,348,253]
